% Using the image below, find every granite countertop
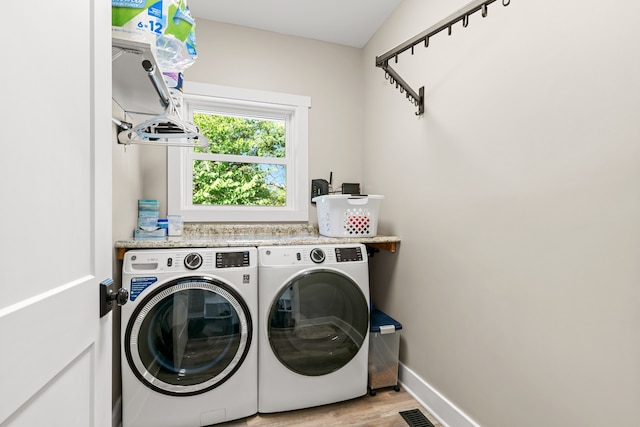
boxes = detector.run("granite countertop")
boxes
[114,224,400,257]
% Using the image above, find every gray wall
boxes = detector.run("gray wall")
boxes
[364,0,640,426]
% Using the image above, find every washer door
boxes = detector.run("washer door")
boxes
[268,269,368,376]
[125,276,252,396]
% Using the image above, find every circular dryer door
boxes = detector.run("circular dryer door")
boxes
[267,269,368,376]
[125,277,252,396]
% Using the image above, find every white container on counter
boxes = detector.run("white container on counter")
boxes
[312,194,384,237]
[167,215,183,236]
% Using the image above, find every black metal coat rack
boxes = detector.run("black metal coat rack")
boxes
[375,0,512,116]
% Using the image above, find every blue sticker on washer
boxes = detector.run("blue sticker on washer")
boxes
[130,277,158,301]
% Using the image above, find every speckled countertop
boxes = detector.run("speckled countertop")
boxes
[114,223,401,256]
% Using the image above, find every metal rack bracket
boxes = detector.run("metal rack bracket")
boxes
[375,0,511,116]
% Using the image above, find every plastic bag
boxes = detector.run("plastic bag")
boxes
[154,0,198,73]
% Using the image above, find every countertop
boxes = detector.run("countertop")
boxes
[114,224,400,259]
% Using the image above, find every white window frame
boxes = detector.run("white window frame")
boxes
[168,82,311,222]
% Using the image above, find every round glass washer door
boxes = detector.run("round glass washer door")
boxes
[125,276,252,396]
[267,269,368,376]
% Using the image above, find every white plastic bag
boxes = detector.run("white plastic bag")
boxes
[154,0,198,73]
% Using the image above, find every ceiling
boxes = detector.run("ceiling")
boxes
[186,0,403,48]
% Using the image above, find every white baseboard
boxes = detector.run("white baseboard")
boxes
[398,363,480,427]
[112,396,122,427]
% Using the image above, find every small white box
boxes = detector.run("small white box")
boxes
[312,194,384,237]
[167,215,183,236]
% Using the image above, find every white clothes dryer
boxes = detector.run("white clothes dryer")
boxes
[257,244,370,413]
[121,247,257,427]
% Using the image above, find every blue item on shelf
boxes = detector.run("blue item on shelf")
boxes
[157,218,169,232]
[138,199,159,215]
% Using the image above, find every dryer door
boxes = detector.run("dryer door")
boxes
[125,277,252,396]
[267,269,368,376]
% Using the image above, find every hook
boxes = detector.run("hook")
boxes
[395,55,398,63]
[503,0,510,5]
[482,3,488,17]
[411,46,414,55]
[384,71,390,80]
[448,24,452,35]
[462,14,469,27]
[424,37,429,47]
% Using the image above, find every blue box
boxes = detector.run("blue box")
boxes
[138,199,159,213]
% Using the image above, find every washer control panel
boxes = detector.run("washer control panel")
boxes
[216,251,251,268]
[124,248,256,274]
[335,246,363,262]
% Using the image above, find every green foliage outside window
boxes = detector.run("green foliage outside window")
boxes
[192,113,287,206]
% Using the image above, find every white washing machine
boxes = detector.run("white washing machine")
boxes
[257,244,370,413]
[121,247,258,427]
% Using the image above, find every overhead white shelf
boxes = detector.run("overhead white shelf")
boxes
[112,37,170,116]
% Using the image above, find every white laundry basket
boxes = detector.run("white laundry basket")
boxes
[312,195,384,237]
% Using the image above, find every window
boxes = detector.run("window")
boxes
[168,82,311,222]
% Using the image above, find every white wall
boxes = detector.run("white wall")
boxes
[364,0,640,426]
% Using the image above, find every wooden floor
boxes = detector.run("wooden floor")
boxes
[218,387,442,427]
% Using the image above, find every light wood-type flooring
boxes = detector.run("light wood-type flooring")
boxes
[217,386,442,427]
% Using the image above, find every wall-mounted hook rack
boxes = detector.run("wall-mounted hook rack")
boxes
[375,0,512,116]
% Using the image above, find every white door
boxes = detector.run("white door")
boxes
[0,0,112,426]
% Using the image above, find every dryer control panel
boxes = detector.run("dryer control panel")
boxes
[258,244,367,267]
